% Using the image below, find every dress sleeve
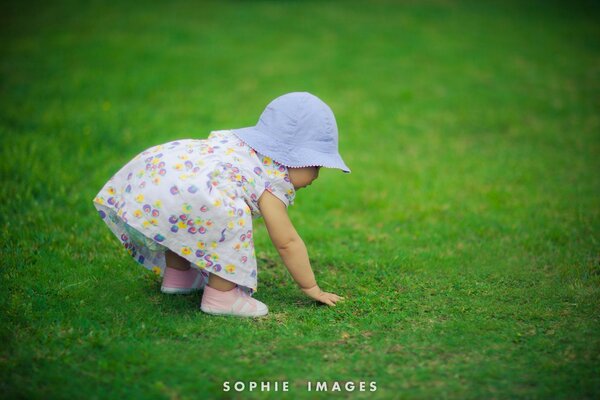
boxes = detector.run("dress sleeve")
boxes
[257,156,296,207]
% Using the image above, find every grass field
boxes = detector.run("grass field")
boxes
[1,0,599,398]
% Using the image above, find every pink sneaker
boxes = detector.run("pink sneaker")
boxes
[161,267,207,294]
[200,285,268,317]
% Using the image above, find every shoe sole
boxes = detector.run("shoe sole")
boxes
[200,305,268,318]
[161,286,202,295]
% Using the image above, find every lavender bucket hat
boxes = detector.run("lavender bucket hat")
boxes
[231,92,351,173]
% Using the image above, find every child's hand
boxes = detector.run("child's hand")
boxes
[301,285,344,306]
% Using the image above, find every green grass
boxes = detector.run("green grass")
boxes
[1,0,599,398]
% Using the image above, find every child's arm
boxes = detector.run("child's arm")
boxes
[258,190,344,307]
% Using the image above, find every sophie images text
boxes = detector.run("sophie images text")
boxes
[223,380,378,392]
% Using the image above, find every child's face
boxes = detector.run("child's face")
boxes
[289,167,320,190]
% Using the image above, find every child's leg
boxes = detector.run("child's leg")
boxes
[165,250,191,271]
[165,250,235,291]
[208,273,236,291]
[161,250,205,294]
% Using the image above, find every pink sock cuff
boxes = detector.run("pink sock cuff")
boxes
[162,267,199,288]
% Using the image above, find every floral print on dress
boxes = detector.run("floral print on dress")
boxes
[93,130,295,294]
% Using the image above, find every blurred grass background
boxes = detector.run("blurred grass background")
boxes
[1,0,599,398]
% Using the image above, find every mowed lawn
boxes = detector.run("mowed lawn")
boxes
[1,0,599,398]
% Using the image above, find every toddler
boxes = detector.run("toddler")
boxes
[93,92,350,317]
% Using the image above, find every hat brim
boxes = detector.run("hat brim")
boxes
[231,127,351,173]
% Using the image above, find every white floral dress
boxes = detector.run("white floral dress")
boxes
[93,130,295,294]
